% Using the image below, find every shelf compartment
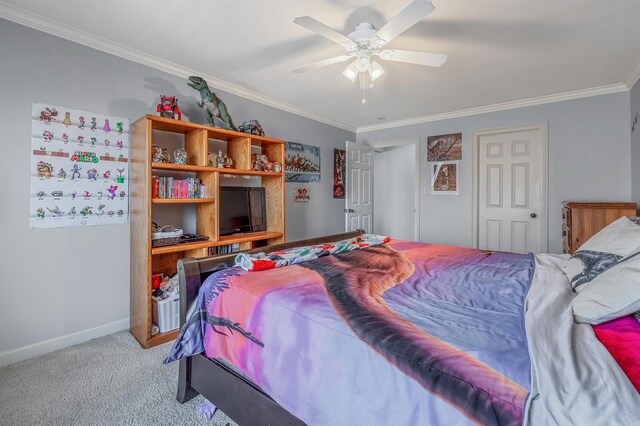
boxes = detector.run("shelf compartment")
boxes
[152,162,282,177]
[216,231,284,245]
[152,198,215,204]
[151,240,216,255]
[143,115,284,145]
[212,168,282,177]
[152,163,211,172]
[146,329,179,348]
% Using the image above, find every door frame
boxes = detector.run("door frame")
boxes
[363,138,420,241]
[471,123,549,252]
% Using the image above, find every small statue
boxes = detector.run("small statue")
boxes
[152,145,163,163]
[239,120,265,136]
[222,155,233,168]
[157,95,182,120]
[162,148,170,163]
[187,76,237,131]
[251,153,269,171]
[173,148,187,165]
[216,149,224,168]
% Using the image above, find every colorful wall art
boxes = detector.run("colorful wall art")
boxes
[292,186,311,204]
[427,133,462,162]
[30,103,130,228]
[430,162,459,195]
[333,148,346,199]
[285,141,321,183]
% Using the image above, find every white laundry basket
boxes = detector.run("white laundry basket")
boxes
[152,294,180,333]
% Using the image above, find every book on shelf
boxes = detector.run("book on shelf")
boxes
[208,243,241,256]
[152,176,206,199]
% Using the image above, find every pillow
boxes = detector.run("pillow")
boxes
[572,246,640,324]
[563,217,640,292]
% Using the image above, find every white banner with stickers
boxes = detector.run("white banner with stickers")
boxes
[30,103,130,229]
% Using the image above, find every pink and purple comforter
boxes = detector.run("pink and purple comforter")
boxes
[167,240,535,425]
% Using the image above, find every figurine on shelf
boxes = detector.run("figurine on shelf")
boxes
[251,153,268,171]
[187,76,237,131]
[173,148,187,165]
[162,148,170,163]
[207,152,216,167]
[216,149,224,168]
[152,145,163,163]
[266,162,282,173]
[156,95,182,120]
[239,120,265,136]
[222,155,233,168]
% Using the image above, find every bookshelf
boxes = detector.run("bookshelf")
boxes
[129,115,285,348]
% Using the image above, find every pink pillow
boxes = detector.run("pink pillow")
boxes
[592,315,640,393]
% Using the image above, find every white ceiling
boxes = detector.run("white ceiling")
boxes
[3,0,640,131]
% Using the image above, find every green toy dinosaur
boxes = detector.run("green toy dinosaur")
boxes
[187,76,238,131]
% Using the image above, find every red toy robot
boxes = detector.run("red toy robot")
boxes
[156,95,182,120]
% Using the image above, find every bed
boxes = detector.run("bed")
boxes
[167,230,640,425]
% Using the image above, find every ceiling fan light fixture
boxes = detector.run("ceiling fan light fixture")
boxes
[370,61,385,82]
[342,62,358,82]
[355,56,371,72]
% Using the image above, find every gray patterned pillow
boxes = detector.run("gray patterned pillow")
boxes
[572,246,640,324]
[563,217,640,292]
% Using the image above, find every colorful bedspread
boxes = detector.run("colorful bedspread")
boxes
[167,241,535,425]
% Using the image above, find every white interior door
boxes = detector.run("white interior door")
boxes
[373,145,415,240]
[474,124,548,253]
[346,141,373,233]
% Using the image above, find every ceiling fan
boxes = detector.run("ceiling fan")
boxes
[292,0,447,103]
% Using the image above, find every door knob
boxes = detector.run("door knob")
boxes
[344,208,355,213]
[530,213,537,218]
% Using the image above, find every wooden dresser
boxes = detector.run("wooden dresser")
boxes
[562,202,637,254]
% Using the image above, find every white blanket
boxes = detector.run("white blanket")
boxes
[525,254,640,425]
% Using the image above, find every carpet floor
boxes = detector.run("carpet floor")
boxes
[0,331,237,426]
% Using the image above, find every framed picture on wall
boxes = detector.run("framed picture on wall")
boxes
[333,148,346,199]
[285,142,320,183]
[430,161,459,195]
[427,133,462,162]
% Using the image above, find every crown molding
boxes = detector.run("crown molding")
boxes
[0,2,356,133]
[1,2,636,135]
[357,83,629,133]
[624,54,640,90]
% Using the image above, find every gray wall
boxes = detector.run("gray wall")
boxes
[0,19,354,363]
[358,92,632,254]
[631,80,640,209]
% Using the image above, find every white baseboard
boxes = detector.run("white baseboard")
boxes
[0,318,130,368]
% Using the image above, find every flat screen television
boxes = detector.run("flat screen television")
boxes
[219,186,267,236]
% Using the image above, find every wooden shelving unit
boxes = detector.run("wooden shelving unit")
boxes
[130,115,285,348]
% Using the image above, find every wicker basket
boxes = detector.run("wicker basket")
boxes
[152,225,183,248]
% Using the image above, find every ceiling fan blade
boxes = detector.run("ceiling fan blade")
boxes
[380,49,447,67]
[291,55,352,73]
[374,0,435,44]
[293,16,355,47]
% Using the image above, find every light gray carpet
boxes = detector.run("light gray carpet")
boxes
[0,331,237,426]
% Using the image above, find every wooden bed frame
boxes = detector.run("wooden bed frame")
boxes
[176,230,365,426]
